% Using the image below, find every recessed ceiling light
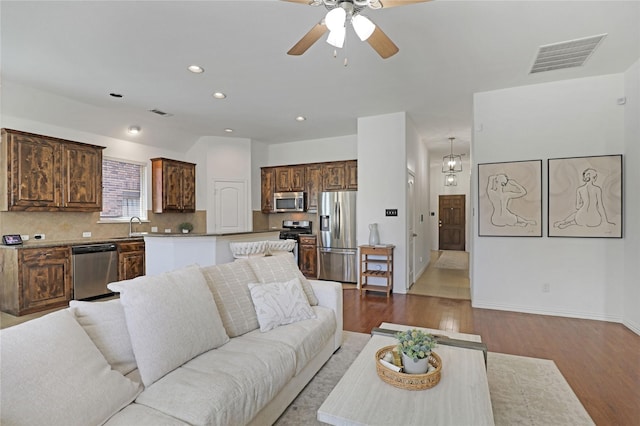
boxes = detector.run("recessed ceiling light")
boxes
[187,65,204,73]
[224,128,233,133]
[110,93,123,98]
[295,116,307,122]
[127,125,141,135]
[212,92,227,99]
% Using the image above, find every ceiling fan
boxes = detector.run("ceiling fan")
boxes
[283,0,430,59]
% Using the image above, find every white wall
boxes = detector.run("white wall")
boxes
[413,135,432,280]
[472,74,627,322]
[264,135,357,166]
[358,112,408,292]
[623,59,640,334]
[187,136,253,232]
[428,156,472,251]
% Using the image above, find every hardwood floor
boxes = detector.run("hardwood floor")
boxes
[343,289,640,426]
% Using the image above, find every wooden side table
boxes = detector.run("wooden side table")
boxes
[359,245,395,297]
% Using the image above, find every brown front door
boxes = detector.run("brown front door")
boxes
[439,195,465,251]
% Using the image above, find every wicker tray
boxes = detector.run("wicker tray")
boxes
[375,345,442,390]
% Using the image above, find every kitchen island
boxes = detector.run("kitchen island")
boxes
[143,230,281,276]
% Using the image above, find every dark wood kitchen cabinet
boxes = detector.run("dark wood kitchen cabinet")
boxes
[0,246,72,316]
[118,241,145,281]
[298,234,318,279]
[323,160,358,191]
[274,165,305,192]
[1,128,104,212]
[151,158,196,213]
[261,167,275,213]
[304,164,322,212]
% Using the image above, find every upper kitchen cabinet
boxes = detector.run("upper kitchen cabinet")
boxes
[261,167,275,213]
[322,160,358,191]
[274,165,305,192]
[151,158,196,213]
[304,164,322,212]
[0,129,104,212]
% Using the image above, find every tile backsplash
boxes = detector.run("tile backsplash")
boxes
[0,210,206,242]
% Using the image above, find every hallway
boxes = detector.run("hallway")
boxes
[408,250,470,300]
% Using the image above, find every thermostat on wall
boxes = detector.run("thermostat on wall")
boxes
[2,234,23,245]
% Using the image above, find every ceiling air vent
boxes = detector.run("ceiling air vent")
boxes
[530,34,607,74]
[149,108,173,117]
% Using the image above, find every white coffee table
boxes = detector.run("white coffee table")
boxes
[317,323,494,426]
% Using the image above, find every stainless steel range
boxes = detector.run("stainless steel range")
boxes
[279,220,312,264]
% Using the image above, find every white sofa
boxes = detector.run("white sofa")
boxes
[0,254,343,426]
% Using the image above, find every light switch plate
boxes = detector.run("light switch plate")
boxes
[82,232,92,238]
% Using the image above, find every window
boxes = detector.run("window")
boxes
[101,157,147,220]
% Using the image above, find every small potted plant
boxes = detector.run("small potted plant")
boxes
[396,328,437,374]
[178,222,194,234]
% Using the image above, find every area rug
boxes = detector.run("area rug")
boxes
[274,331,594,426]
[434,250,469,270]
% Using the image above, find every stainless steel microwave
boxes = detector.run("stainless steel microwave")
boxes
[273,192,306,212]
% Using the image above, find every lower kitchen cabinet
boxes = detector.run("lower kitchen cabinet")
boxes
[118,241,145,281]
[0,246,72,316]
[298,235,318,279]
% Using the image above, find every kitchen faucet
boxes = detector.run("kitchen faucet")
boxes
[129,216,142,237]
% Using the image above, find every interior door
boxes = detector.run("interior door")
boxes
[407,172,415,289]
[438,194,465,251]
[213,180,247,234]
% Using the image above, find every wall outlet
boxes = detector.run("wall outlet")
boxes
[542,283,550,293]
[151,226,158,233]
[20,234,29,241]
[34,233,45,240]
[82,231,92,238]
[164,228,172,233]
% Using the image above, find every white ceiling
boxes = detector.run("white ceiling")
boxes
[1,1,639,156]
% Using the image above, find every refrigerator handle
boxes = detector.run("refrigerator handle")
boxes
[333,202,339,237]
[336,201,341,239]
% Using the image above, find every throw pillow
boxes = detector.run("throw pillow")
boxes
[107,265,229,387]
[248,253,319,306]
[69,298,137,375]
[201,260,260,337]
[248,277,316,332]
[0,310,142,426]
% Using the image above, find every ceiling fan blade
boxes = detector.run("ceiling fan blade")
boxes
[367,26,399,59]
[287,23,328,55]
[378,0,431,8]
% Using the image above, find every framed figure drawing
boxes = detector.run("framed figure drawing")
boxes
[548,155,622,238]
[478,160,542,237]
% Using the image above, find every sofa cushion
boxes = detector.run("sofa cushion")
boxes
[248,278,316,332]
[135,337,297,425]
[69,298,137,375]
[201,260,260,337]
[108,265,229,387]
[242,305,336,375]
[248,253,319,305]
[0,309,142,426]
[104,403,190,426]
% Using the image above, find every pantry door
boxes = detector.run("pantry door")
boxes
[212,180,247,234]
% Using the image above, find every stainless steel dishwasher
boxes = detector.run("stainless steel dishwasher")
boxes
[72,243,118,300]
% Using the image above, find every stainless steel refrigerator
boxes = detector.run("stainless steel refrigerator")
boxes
[318,191,357,283]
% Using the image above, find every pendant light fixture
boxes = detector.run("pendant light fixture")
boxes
[444,172,458,186]
[442,137,462,173]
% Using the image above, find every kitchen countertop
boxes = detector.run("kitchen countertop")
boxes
[0,229,282,250]
[0,236,145,249]
[143,229,281,237]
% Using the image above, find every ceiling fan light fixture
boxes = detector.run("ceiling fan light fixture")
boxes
[327,27,346,48]
[325,7,346,32]
[352,14,375,41]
